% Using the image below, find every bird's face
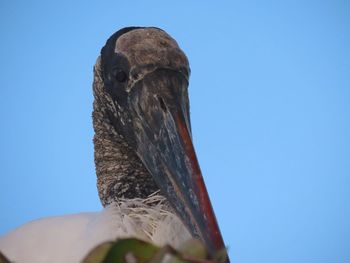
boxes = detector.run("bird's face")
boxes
[99,27,226,256]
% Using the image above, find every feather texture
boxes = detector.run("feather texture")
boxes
[0,194,191,263]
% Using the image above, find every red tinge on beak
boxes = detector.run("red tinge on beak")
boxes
[175,113,226,256]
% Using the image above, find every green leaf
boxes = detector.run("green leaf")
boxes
[82,241,114,263]
[82,238,228,263]
[103,238,160,263]
[213,248,229,263]
[178,239,208,259]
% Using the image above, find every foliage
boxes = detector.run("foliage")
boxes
[82,238,228,263]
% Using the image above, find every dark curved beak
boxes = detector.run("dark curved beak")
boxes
[121,68,227,258]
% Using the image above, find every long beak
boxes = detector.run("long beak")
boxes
[115,68,226,257]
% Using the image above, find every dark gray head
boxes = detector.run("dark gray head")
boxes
[92,27,226,257]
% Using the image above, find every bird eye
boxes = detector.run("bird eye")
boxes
[115,70,127,83]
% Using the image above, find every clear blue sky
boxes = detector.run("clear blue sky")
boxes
[1,1,349,262]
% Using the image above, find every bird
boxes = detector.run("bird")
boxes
[0,27,227,263]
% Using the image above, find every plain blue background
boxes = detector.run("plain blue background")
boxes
[1,1,349,262]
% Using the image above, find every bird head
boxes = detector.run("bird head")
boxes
[93,27,227,258]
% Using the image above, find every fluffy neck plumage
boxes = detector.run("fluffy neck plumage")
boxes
[92,57,160,206]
